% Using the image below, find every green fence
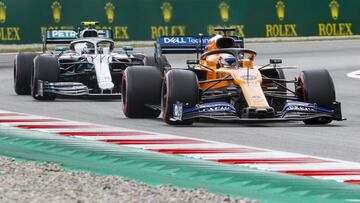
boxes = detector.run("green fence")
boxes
[0,0,359,44]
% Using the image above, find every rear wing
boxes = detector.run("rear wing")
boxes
[155,36,244,55]
[42,29,114,52]
[42,30,78,52]
[43,30,78,44]
[156,36,211,54]
[97,30,113,39]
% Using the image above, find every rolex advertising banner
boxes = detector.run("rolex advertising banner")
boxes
[0,0,358,44]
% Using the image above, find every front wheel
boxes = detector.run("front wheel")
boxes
[297,69,335,125]
[162,70,199,125]
[31,55,59,101]
[14,52,39,95]
[122,66,162,118]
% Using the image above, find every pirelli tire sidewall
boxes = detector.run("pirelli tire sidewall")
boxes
[122,66,162,118]
[31,55,59,101]
[14,52,39,95]
[298,69,336,124]
[162,69,199,125]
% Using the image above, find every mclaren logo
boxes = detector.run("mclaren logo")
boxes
[276,1,285,21]
[219,2,229,22]
[104,2,115,23]
[161,2,172,23]
[0,1,6,23]
[329,0,339,20]
[51,1,62,23]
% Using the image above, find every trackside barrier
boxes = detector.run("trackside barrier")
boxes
[0,126,360,203]
[0,0,358,43]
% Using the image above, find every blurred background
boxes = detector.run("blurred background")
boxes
[0,0,358,44]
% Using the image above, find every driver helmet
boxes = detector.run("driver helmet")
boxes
[219,53,236,67]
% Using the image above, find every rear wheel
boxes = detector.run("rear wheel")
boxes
[122,66,162,118]
[297,69,335,124]
[31,55,59,100]
[162,70,199,125]
[14,52,39,95]
[144,55,169,73]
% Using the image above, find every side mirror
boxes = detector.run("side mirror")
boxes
[55,46,68,52]
[270,59,282,64]
[122,46,133,52]
[186,59,199,65]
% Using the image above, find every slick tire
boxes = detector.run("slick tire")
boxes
[14,52,39,95]
[122,66,162,118]
[162,69,199,125]
[144,55,169,74]
[31,55,59,101]
[298,69,335,124]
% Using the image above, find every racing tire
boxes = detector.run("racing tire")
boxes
[14,52,39,95]
[31,55,59,101]
[144,55,169,74]
[297,69,335,125]
[122,66,162,118]
[162,69,199,125]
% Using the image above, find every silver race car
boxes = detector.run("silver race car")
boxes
[14,22,155,100]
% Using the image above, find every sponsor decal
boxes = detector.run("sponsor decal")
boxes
[0,27,20,41]
[219,2,230,22]
[266,24,297,37]
[208,25,245,37]
[0,1,20,41]
[318,0,352,36]
[198,102,235,113]
[49,30,77,38]
[0,1,6,23]
[329,0,339,20]
[285,105,316,112]
[161,2,172,23]
[276,0,285,21]
[51,1,62,23]
[104,2,115,24]
[150,25,186,39]
[160,37,210,45]
[265,1,298,37]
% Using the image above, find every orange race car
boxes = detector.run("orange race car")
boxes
[121,28,344,125]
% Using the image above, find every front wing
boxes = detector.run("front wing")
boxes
[35,80,121,99]
[170,101,344,123]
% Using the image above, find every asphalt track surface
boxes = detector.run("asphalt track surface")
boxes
[1,40,360,163]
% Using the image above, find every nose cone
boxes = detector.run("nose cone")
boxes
[99,81,114,90]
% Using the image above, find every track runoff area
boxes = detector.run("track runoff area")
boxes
[2,39,360,201]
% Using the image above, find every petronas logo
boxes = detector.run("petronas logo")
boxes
[104,2,115,23]
[160,2,172,23]
[329,0,339,20]
[0,1,6,23]
[276,1,285,21]
[219,2,229,22]
[51,1,62,23]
